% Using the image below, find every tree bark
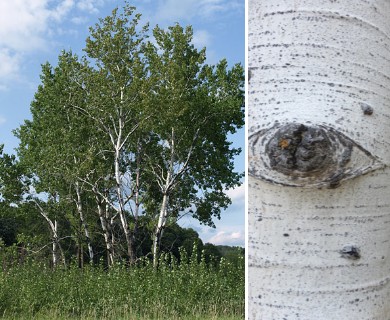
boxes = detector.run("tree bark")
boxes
[94,191,115,267]
[111,96,136,265]
[114,142,135,264]
[75,182,94,263]
[152,128,175,267]
[153,191,169,267]
[52,220,59,268]
[35,201,66,269]
[248,0,390,319]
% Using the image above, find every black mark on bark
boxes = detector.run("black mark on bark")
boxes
[360,102,373,115]
[340,245,361,260]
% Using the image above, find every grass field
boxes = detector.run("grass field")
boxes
[0,251,244,319]
[1,310,242,320]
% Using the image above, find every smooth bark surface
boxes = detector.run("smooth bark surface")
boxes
[248,0,390,319]
[75,182,94,263]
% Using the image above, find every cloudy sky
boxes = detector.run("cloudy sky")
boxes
[0,0,245,247]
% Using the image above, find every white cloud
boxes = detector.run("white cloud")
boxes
[0,0,62,82]
[51,0,75,21]
[225,183,245,204]
[71,16,89,24]
[198,0,225,17]
[0,0,109,84]
[0,0,49,52]
[77,0,103,14]
[0,49,20,79]
[207,230,244,246]
[190,223,244,247]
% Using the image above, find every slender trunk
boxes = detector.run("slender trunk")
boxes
[113,101,135,264]
[248,0,390,319]
[133,139,142,252]
[48,219,66,268]
[52,220,59,268]
[114,146,135,264]
[95,191,115,267]
[54,220,66,268]
[153,128,175,267]
[153,191,169,267]
[34,200,66,268]
[108,201,116,262]
[99,214,114,267]
[75,182,94,263]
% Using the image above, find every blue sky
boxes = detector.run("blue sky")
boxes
[0,0,245,247]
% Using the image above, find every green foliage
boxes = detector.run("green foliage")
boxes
[0,217,18,246]
[216,245,245,266]
[7,2,244,267]
[0,248,244,320]
[142,23,244,227]
[0,145,26,204]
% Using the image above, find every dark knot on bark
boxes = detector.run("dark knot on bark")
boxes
[249,121,384,188]
[266,123,332,176]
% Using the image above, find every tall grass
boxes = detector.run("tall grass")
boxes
[0,248,244,319]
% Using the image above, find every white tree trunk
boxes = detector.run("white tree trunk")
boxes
[112,103,135,264]
[94,191,115,267]
[153,191,169,267]
[248,0,390,319]
[114,148,135,264]
[75,182,94,263]
[34,200,66,268]
[152,128,176,267]
[52,220,59,267]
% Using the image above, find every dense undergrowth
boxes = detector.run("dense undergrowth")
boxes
[0,248,244,319]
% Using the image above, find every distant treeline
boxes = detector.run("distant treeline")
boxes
[0,208,243,269]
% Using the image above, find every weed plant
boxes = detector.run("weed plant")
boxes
[0,247,244,319]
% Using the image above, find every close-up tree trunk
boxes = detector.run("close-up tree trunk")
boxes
[248,0,390,319]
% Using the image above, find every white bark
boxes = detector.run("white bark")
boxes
[153,190,169,267]
[71,87,142,264]
[52,220,59,267]
[152,127,175,266]
[94,188,115,266]
[75,181,94,263]
[150,127,199,266]
[114,141,131,256]
[248,0,390,319]
[113,102,135,264]
[34,200,66,268]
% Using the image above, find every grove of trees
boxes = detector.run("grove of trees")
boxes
[248,0,390,319]
[0,4,244,269]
